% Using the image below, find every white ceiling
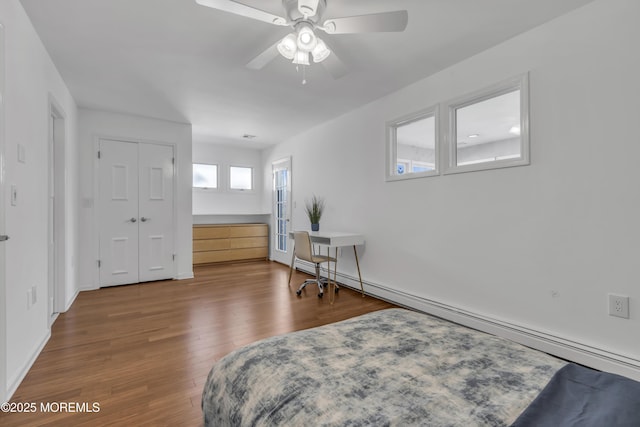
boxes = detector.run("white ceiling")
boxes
[19,0,595,147]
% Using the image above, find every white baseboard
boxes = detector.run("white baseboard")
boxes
[295,261,640,382]
[80,271,194,292]
[6,330,51,401]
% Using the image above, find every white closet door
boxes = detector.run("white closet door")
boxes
[98,139,140,286]
[98,140,175,287]
[138,143,174,282]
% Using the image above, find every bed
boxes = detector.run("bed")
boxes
[202,308,640,426]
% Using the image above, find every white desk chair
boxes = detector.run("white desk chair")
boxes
[290,231,337,298]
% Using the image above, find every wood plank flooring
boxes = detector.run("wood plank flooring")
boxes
[1,261,396,426]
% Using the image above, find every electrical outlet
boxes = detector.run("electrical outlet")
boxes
[608,294,629,319]
[27,289,32,309]
[31,285,37,304]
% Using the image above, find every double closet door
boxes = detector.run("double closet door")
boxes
[98,139,175,287]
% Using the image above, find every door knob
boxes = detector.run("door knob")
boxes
[129,217,137,223]
[0,235,9,242]
[140,217,149,222]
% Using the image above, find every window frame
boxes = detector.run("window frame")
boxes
[443,73,530,175]
[192,162,219,191]
[228,165,254,192]
[385,105,439,182]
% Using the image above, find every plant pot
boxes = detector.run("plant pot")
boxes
[311,223,319,232]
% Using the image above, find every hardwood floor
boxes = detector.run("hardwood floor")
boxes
[1,261,396,426]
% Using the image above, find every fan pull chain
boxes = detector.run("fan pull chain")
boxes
[294,64,308,85]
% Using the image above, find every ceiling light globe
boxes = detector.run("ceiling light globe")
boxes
[277,33,297,60]
[296,24,317,52]
[292,50,310,66]
[312,38,331,63]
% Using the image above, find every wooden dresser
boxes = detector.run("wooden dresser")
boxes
[193,223,269,265]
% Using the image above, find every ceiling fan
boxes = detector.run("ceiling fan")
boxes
[195,0,408,80]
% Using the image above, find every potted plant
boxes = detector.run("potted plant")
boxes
[305,195,325,231]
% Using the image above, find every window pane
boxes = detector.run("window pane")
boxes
[412,162,433,173]
[193,163,217,188]
[395,115,436,176]
[274,167,288,252]
[456,90,521,166]
[230,166,252,190]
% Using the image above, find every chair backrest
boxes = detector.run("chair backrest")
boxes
[293,231,314,262]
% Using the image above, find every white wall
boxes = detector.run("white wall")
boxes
[263,0,640,378]
[192,141,266,216]
[77,109,193,288]
[0,0,79,400]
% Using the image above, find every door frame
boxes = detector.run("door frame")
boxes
[270,156,292,265]
[48,95,66,320]
[0,22,7,403]
[94,136,178,288]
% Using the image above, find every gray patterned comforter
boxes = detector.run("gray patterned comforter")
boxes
[202,308,566,426]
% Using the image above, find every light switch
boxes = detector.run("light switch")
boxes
[10,184,17,206]
[18,144,26,163]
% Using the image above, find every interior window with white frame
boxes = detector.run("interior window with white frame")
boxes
[445,73,529,174]
[386,107,438,181]
[229,166,253,191]
[193,163,218,189]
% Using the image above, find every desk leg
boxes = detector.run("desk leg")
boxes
[327,247,333,304]
[329,247,338,305]
[333,247,338,285]
[353,245,365,297]
[287,247,296,286]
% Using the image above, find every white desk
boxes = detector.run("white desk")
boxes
[288,231,365,300]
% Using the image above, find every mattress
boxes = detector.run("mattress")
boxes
[202,308,567,426]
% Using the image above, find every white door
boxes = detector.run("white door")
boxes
[138,143,174,282]
[48,112,56,317]
[271,157,292,265]
[99,139,140,286]
[98,140,175,286]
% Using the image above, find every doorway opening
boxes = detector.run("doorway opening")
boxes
[48,97,66,323]
[271,157,292,265]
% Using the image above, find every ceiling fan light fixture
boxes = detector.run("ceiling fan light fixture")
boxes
[277,33,297,60]
[312,38,331,63]
[292,50,310,66]
[296,23,317,52]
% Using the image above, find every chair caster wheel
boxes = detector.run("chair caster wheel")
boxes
[296,290,302,296]
[318,293,323,298]
[335,287,339,293]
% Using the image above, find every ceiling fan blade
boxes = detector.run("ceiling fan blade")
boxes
[322,51,348,79]
[322,10,408,34]
[195,0,287,26]
[246,41,281,70]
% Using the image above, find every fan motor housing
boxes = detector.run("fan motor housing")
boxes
[283,0,326,25]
